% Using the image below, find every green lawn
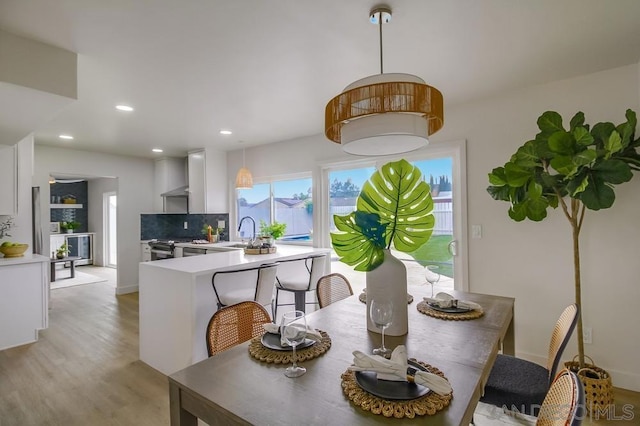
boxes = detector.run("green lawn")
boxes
[408,234,454,278]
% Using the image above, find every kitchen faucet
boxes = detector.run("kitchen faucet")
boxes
[238,216,256,243]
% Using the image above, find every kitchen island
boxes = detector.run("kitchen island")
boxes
[139,245,331,375]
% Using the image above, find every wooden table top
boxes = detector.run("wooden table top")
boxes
[169,286,514,426]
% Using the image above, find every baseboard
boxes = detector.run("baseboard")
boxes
[116,284,139,295]
[517,351,640,392]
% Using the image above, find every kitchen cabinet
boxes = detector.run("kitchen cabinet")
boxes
[0,145,18,215]
[188,150,206,213]
[0,255,49,350]
[141,242,151,262]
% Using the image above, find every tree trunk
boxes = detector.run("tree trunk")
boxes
[572,218,585,368]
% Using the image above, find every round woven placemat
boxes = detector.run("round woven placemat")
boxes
[359,291,414,304]
[416,301,484,321]
[248,330,331,364]
[341,358,452,418]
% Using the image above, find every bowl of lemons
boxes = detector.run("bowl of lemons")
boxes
[0,242,29,258]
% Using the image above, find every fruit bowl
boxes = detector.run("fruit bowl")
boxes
[0,243,29,258]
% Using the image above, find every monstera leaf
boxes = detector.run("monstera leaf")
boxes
[331,159,435,272]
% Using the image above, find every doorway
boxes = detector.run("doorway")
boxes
[320,140,468,291]
[104,192,117,268]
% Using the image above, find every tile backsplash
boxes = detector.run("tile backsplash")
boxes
[140,213,230,241]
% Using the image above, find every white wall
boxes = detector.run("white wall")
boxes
[228,64,640,391]
[88,177,118,266]
[34,146,154,294]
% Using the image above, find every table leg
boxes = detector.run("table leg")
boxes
[70,260,76,279]
[294,291,306,313]
[50,262,56,282]
[169,382,198,426]
[502,306,515,356]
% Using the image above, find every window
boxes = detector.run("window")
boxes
[237,177,313,242]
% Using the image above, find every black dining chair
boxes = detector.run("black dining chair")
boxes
[480,304,579,415]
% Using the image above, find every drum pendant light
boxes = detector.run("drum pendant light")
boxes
[235,148,253,189]
[325,7,444,156]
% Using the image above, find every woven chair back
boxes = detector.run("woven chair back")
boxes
[316,273,354,308]
[536,369,584,426]
[206,301,271,357]
[546,304,579,383]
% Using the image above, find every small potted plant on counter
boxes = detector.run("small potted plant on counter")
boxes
[61,221,80,234]
[56,242,71,259]
[258,220,286,246]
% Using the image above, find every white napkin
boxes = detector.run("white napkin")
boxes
[348,346,452,396]
[262,323,323,346]
[423,292,483,312]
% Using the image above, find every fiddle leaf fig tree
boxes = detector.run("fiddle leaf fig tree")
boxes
[487,109,640,368]
[331,159,435,272]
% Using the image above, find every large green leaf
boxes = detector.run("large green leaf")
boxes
[504,162,533,187]
[548,131,575,155]
[578,175,615,210]
[330,213,384,272]
[592,159,633,184]
[537,111,565,139]
[357,159,434,253]
[331,159,435,271]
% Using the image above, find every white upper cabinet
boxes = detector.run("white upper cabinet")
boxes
[0,145,17,215]
[188,150,206,213]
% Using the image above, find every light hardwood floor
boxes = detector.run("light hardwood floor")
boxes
[0,268,169,426]
[0,266,637,425]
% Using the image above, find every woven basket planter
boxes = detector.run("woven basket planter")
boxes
[564,355,613,415]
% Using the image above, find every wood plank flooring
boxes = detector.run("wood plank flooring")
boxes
[0,266,637,425]
[0,277,169,426]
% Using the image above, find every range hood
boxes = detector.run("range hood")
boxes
[160,185,189,198]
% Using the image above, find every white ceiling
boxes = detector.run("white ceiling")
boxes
[1,0,640,159]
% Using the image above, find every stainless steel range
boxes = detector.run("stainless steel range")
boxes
[148,239,183,260]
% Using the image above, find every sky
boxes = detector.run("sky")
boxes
[238,157,453,203]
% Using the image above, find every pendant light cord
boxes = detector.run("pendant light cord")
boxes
[379,12,384,74]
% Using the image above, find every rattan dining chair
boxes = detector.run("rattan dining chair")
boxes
[480,304,579,415]
[206,301,271,357]
[273,254,326,318]
[536,369,584,426]
[316,273,354,308]
[211,263,279,313]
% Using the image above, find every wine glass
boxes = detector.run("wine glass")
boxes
[281,310,307,378]
[425,265,441,298]
[369,299,393,358]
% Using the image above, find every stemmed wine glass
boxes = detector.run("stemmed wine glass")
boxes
[281,310,308,378]
[425,265,441,298]
[369,299,393,358]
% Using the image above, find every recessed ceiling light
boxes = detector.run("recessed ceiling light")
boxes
[152,148,163,153]
[59,134,74,140]
[219,129,232,135]
[116,105,134,112]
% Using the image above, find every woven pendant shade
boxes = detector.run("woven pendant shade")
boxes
[235,167,253,189]
[324,8,444,156]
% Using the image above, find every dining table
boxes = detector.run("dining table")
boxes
[168,286,515,426]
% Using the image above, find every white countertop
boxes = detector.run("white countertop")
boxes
[140,245,330,277]
[0,253,50,266]
[173,241,243,250]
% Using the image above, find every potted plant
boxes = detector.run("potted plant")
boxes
[258,220,287,245]
[56,242,71,259]
[61,221,80,233]
[487,109,640,407]
[330,159,435,335]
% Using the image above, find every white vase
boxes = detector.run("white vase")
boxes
[365,249,408,336]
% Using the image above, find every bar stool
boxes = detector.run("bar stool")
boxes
[211,263,279,316]
[273,254,326,318]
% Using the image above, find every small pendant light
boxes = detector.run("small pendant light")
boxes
[235,148,253,189]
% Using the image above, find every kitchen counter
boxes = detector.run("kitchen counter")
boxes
[139,245,331,375]
[0,254,49,350]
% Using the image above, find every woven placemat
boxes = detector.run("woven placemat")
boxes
[341,358,452,418]
[359,291,414,304]
[416,301,484,321]
[248,330,331,364]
